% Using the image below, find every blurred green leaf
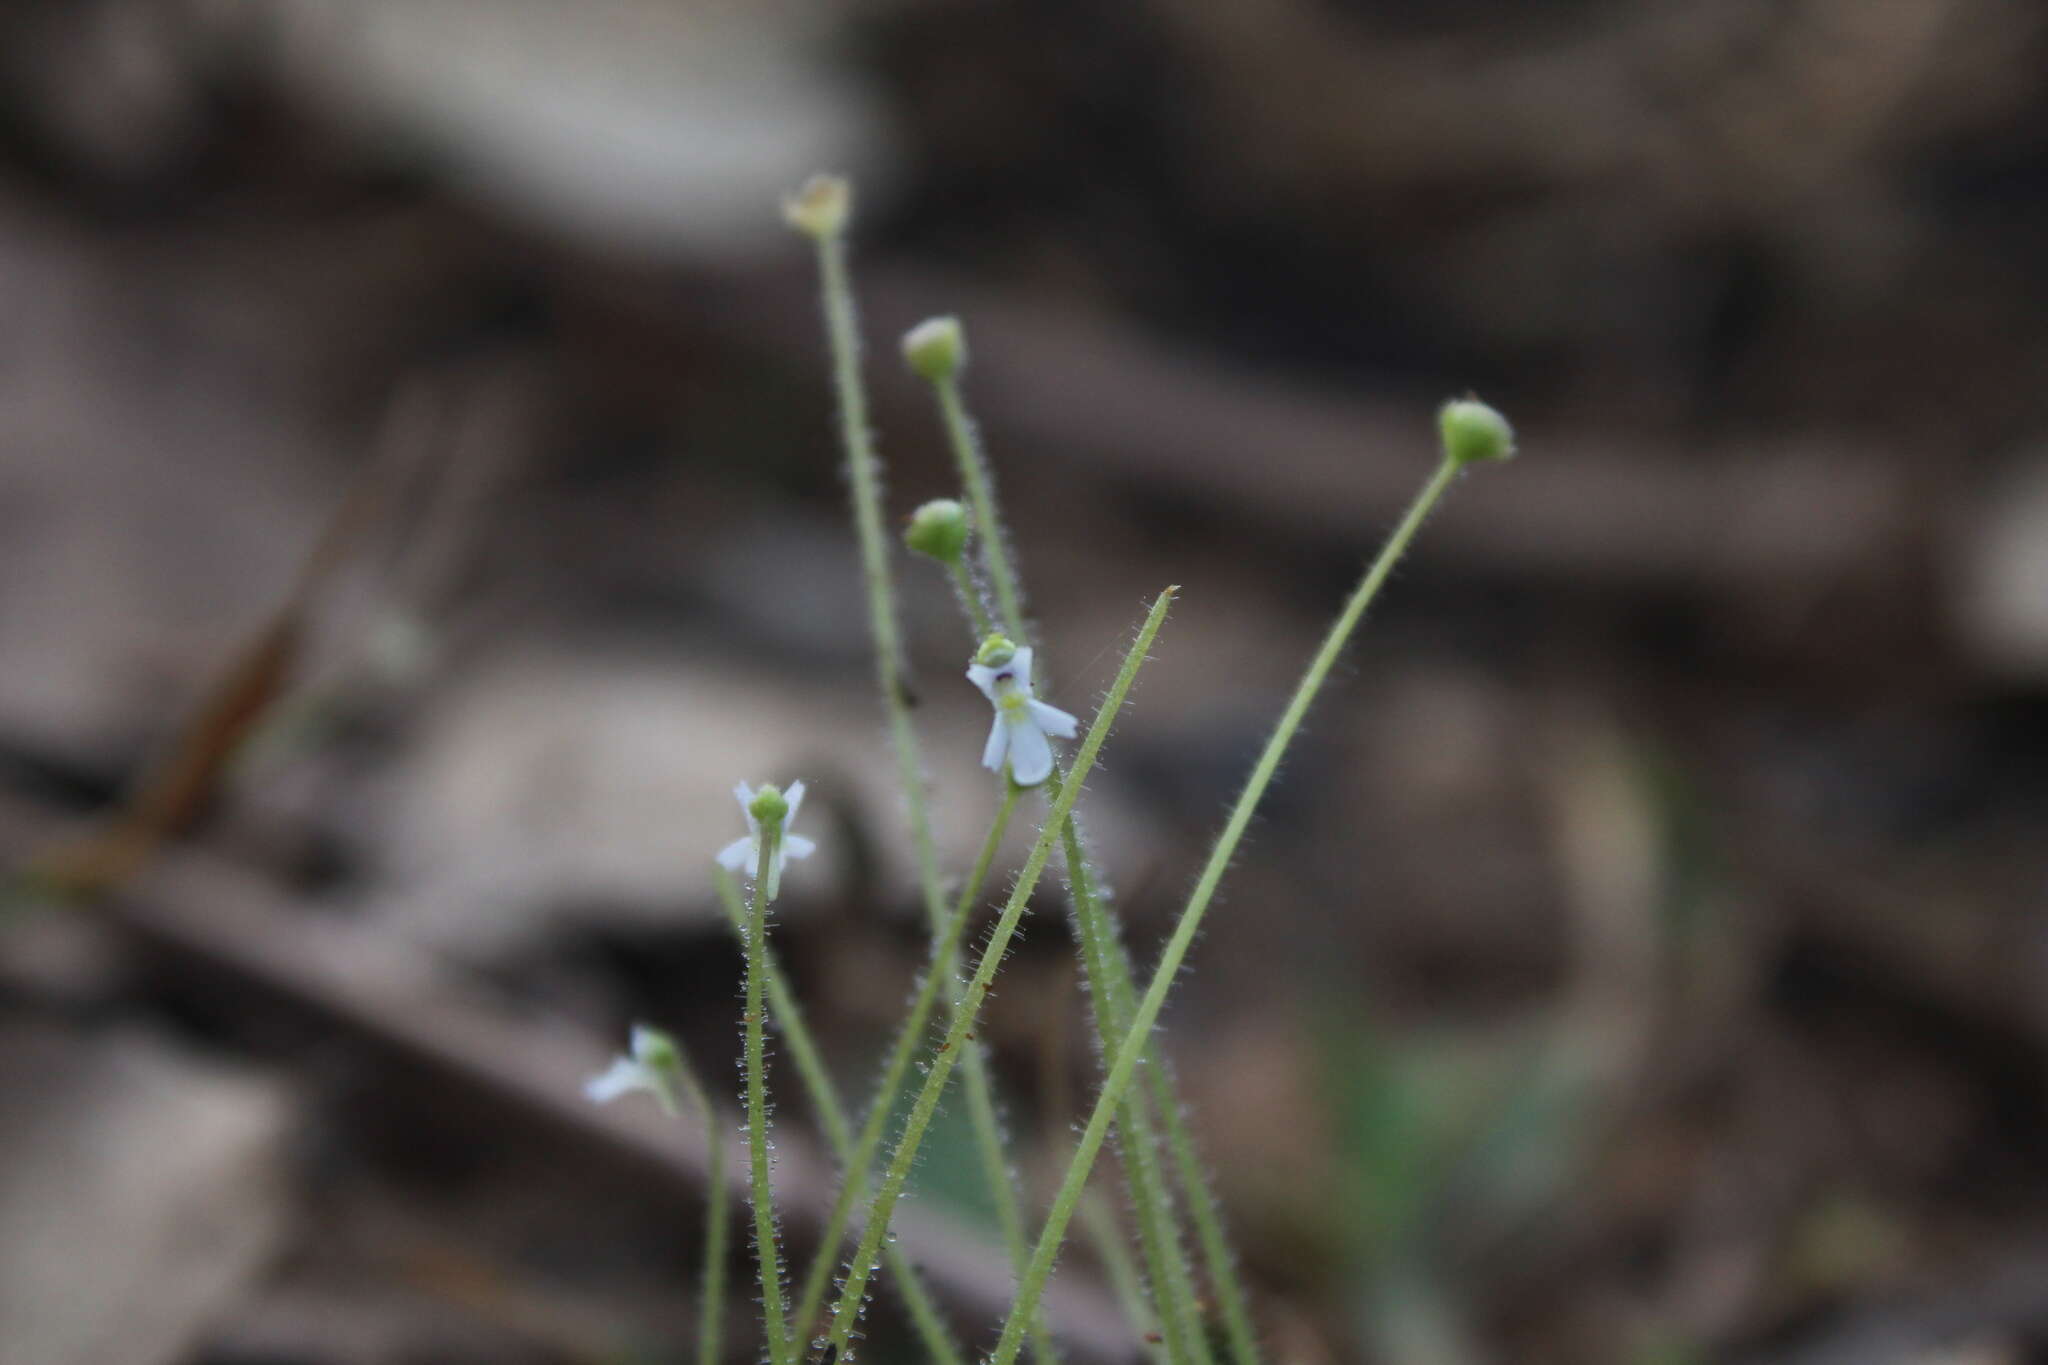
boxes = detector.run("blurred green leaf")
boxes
[1321,1022,1505,1267]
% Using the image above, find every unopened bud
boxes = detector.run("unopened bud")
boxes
[905,498,971,563]
[782,175,850,240]
[902,316,966,383]
[976,633,1017,668]
[1438,398,1515,467]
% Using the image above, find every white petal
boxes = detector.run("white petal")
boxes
[733,780,754,809]
[584,1056,647,1105]
[1005,713,1054,787]
[981,714,1010,774]
[1026,699,1080,739]
[965,663,1000,703]
[784,779,807,823]
[1011,646,1035,688]
[716,836,755,872]
[784,834,817,860]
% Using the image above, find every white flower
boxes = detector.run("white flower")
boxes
[715,779,816,895]
[966,645,1079,787]
[585,1024,682,1113]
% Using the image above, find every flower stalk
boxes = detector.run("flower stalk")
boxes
[906,313,1242,1362]
[820,586,1178,1360]
[680,1057,733,1365]
[583,1028,732,1365]
[713,867,964,1365]
[742,789,793,1365]
[788,784,1020,1341]
[1052,810,1214,1365]
[990,441,1490,1365]
[794,181,1051,1360]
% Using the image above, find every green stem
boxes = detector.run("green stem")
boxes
[991,457,1465,1365]
[1153,1057,1261,1365]
[713,870,963,1365]
[744,831,793,1365]
[937,376,1027,640]
[667,1054,731,1365]
[714,869,851,1157]
[1054,808,1213,1365]
[822,588,1177,1359]
[811,224,946,940]
[948,557,994,639]
[926,344,1240,1361]
[809,216,1045,1360]
[1080,1190,1164,1362]
[1069,849,1257,1365]
[789,787,1019,1338]
[958,1018,1061,1365]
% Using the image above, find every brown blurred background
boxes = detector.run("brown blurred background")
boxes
[3,2,2048,1363]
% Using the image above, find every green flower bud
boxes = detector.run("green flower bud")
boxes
[976,633,1017,668]
[902,316,967,383]
[782,174,850,240]
[1438,397,1515,467]
[632,1024,682,1075]
[905,498,971,563]
[748,783,789,827]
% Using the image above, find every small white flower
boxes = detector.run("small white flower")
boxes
[966,644,1079,787]
[715,779,816,894]
[585,1024,681,1113]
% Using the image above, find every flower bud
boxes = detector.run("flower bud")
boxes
[976,633,1017,668]
[748,783,790,827]
[1438,398,1515,467]
[631,1024,682,1076]
[782,175,850,240]
[905,498,971,563]
[902,316,967,383]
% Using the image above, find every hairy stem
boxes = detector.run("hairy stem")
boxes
[936,376,1027,640]
[1055,809,1213,1365]
[666,1053,731,1365]
[744,833,793,1365]
[789,787,1019,1337]
[1152,1049,1260,1365]
[1071,859,1258,1365]
[958,1005,1061,1365]
[808,204,1042,1359]
[714,870,962,1365]
[822,588,1177,1358]
[1080,1189,1164,1362]
[948,557,994,639]
[923,343,1244,1361]
[813,228,943,933]
[714,871,852,1158]
[991,457,1465,1365]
